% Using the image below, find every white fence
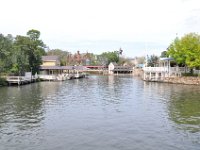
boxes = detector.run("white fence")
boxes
[143,67,189,73]
[193,69,200,75]
[38,75,57,80]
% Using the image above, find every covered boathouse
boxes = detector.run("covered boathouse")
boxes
[39,56,88,81]
[108,62,133,74]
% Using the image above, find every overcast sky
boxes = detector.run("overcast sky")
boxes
[1,0,200,57]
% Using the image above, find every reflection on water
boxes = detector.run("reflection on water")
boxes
[0,75,200,150]
[0,84,44,132]
[168,85,200,133]
[143,82,200,133]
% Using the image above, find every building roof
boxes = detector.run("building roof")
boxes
[85,66,106,68]
[42,56,59,61]
[160,57,174,61]
[40,66,89,71]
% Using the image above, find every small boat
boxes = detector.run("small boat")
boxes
[74,72,85,79]
[66,74,74,80]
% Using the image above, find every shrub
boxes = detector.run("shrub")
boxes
[0,77,7,86]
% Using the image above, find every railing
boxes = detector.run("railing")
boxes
[38,75,56,80]
[143,67,168,72]
[7,76,24,82]
[143,67,188,73]
[6,76,33,85]
[193,70,200,75]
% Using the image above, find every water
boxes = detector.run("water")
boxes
[0,75,200,150]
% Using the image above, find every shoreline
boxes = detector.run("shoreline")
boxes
[132,69,200,86]
[2,73,200,86]
[159,76,200,85]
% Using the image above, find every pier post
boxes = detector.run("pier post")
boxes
[143,72,146,80]
[150,72,152,80]
[156,72,160,81]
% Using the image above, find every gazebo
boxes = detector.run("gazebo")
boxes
[143,57,187,81]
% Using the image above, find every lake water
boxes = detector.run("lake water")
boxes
[0,75,200,150]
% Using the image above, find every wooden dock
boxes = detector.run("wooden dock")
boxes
[6,76,34,85]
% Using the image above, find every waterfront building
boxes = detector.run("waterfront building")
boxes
[143,57,189,81]
[41,56,60,67]
[108,62,133,74]
[39,55,87,81]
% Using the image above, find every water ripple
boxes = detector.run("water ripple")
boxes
[0,75,200,150]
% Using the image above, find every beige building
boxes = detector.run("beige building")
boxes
[41,56,60,67]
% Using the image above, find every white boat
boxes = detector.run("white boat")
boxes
[74,72,85,79]
[66,74,74,80]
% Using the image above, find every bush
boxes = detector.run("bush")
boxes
[0,77,7,86]
[182,73,198,77]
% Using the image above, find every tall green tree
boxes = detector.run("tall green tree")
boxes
[26,29,46,74]
[167,33,200,69]
[12,35,30,74]
[12,29,46,75]
[0,34,13,73]
[167,37,186,65]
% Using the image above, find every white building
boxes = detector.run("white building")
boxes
[143,57,189,81]
[108,62,133,74]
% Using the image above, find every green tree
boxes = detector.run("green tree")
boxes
[26,29,46,74]
[167,37,186,65]
[99,51,119,65]
[160,51,168,58]
[12,29,46,75]
[12,35,30,75]
[96,55,108,65]
[47,49,70,66]
[27,29,41,40]
[167,33,200,69]
[147,54,159,67]
[0,34,13,74]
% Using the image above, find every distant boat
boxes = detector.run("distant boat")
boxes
[74,72,86,79]
[66,74,74,80]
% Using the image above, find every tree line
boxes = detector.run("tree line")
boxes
[1,29,199,77]
[0,29,124,77]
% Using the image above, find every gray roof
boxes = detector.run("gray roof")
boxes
[40,66,89,71]
[42,56,59,61]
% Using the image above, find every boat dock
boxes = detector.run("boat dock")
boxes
[6,76,35,85]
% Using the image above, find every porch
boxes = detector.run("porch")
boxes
[143,66,189,81]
